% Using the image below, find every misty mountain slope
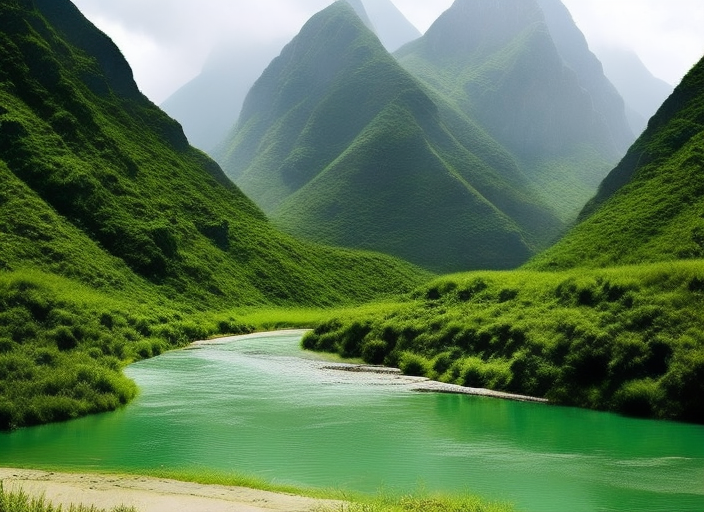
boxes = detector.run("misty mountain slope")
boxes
[395,0,632,221]
[529,56,704,269]
[160,0,419,153]
[215,0,564,272]
[344,0,374,31]
[0,0,425,306]
[273,98,535,271]
[535,0,633,152]
[160,40,283,152]
[598,48,674,136]
[361,0,421,52]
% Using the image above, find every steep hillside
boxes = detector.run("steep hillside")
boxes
[0,0,426,429]
[215,0,564,272]
[305,261,704,423]
[395,0,633,220]
[598,48,673,136]
[530,56,704,269]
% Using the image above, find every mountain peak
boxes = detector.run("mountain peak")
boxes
[342,0,375,32]
[421,0,544,59]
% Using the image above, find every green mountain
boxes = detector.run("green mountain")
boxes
[216,1,564,273]
[530,56,704,270]
[0,0,426,429]
[395,0,633,220]
[161,0,419,152]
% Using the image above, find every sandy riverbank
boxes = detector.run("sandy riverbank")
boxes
[0,468,340,512]
[193,330,548,404]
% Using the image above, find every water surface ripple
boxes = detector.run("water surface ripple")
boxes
[2,331,703,512]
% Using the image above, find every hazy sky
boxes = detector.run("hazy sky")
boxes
[70,0,704,104]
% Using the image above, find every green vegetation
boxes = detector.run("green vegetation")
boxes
[531,56,704,269]
[0,269,253,430]
[316,493,514,512]
[0,0,426,430]
[304,262,704,423]
[216,0,564,272]
[0,482,135,512]
[304,56,704,425]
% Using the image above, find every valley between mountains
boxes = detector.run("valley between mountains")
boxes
[0,0,703,500]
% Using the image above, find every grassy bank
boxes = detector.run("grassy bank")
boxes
[0,468,514,512]
[316,494,514,512]
[0,270,257,431]
[303,261,704,423]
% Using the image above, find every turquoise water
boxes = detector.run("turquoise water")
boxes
[1,331,703,512]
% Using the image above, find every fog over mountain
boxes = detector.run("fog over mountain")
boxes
[160,0,422,151]
[597,48,674,136]
[161,40,284,151]
[215,1,565,272]
[71,0,703,105]
[395,0,632,220]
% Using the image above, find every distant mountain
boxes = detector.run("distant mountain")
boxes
[161,0,419,152]
[530,56,704,269]
[361,0,421,52]
[160,40,284,152]
[215,1,564,272]
[395,0,634,220]
[597,48,674,136]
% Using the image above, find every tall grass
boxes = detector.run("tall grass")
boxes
[314,492,514,512]
[0,482,135,512]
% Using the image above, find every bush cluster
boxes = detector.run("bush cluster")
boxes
[0,271,253,431]
[304,262,704,423]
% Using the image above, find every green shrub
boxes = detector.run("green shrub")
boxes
[52,326,78,351]
[361,338,387,364]
[304,262,704,422]
[399,352,430,377]
[612,379,662,418]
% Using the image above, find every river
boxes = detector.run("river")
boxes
[1,331,703,512]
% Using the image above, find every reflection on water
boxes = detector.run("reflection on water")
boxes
[1,331,703,512]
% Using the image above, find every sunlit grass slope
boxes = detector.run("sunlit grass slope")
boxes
[216,1,564,272]
[0,0,427,429]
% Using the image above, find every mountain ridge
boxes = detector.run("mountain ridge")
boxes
[215,0,565,272]
[395,0,633,220]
